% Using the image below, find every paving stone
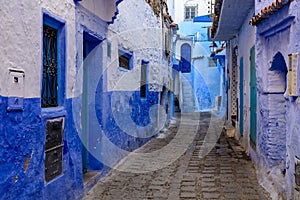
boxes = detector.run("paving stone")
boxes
[243,194,261,199]
[180,192,196,198]
[83,113,271,200]
[202,177,215,182]
[200,181,216,187]
[201,187,217,192]
[202,192,220,199]
[224,193,242,199]
[180,186,195,192]
[223,188,238,193]
[181,181,196,186]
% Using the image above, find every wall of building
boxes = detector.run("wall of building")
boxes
[175,20,222,112]
[236,8,256,150]
[87,0,170,168]
[254,1,300,199]
[0,0,85,199]
[173,0,210,23]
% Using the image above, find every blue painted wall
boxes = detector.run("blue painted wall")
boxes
[178,19,222,111]
[0,96,84,200]
[75,1,161,176]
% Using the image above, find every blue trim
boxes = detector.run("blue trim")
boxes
[73,0,124,24]
[108,0,124,25]
[42,9,67,108]
[193,14,212,22]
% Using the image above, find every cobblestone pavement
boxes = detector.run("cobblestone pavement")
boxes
[84,112,270,200]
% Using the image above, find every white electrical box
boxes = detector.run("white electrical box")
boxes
[7,68,25,111]
[288,53,299,97]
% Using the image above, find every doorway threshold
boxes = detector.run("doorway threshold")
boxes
[83,171,102,194]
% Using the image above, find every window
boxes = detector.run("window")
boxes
[42,11,65,108]
[185,6,198,20]
[107,41,112,58]
[118,47,133,70]
[140,61,148,98]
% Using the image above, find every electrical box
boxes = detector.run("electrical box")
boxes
[288,53,299,97]
[7,68,25,111]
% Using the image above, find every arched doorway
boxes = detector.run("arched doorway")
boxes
[266,52,287,168]
[181,43,191,73]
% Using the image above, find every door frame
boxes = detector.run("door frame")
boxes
[250,46,257,146]
[239,57,244,136]
[82,31,101,173]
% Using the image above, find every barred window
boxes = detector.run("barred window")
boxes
[42,25,58,107]
[140,61,148,98]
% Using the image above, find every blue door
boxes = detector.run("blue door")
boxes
[181,44,191,73]
[239,57,244,136]
[82,32,101,173]
[250,47,257,145]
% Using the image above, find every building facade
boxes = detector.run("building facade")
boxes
[211,0,300,199]
[172,0,212,23]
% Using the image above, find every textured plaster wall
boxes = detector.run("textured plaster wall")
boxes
[0,0,76,98]
[175,20,221,111]
[107,0,168,93]
[0,1,86,199]
[193,43,220,111]
[83,0,170,169]
[79,0,119,23]
[255,1,300,199]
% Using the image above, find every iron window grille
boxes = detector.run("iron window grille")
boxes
[42,25,58,107]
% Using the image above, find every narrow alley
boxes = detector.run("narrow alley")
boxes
[2,0,300,199]
[84,112,270,200]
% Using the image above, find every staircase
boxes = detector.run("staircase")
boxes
[180,73,196,113]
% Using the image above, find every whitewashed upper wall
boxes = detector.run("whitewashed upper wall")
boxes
[238,8,255,106]
[174,0,210,23]
[0,0,76,98]
[79,0,118,23]
[167,0,176,19]
[107,0,169,92]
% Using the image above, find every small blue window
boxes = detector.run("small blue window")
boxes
[140,61,148,99]
[42,11,66,108]
[118,47,133,70]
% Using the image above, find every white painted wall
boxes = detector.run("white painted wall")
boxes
[237,8,256,150]
[167,0,176,19]
[0,0,76,99]
[173,0,210,23]
[79,0,118,22]
[107,0,169,92]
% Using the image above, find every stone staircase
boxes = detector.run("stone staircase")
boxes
[180,73,196,113]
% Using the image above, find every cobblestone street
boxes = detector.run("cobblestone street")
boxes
[84,112,270,200]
